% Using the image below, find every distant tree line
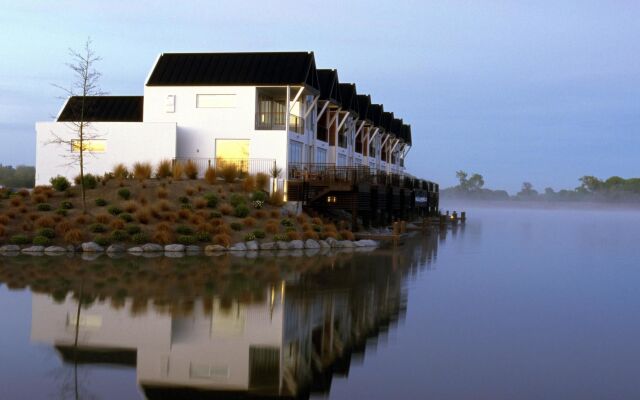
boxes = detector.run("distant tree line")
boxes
[442,171,640,203]
[0,165,35,189]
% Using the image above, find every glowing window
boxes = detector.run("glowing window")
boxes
[71,139,106,153]
[197,94,236,108]
[215,139,249,173]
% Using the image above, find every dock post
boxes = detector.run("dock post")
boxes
[461,211,466,222]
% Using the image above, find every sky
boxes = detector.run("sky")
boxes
[0,0,638,192]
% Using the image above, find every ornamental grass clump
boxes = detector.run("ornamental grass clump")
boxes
[63,229,83,245]
[243,217,256,227]
[135,209,151,224]
[152,230,173,245]
[110,219,125,230]
[35,216,55,228]
[204,166,217,184]
[268,191,284,206]
[193,198,207,209]
[219,203,233,216]
[55,221,73,235]
[256,173,269,191]
[122,201,137,213]
[156,160,172,179]
[338,230,354,241]
[220,164,238,183]
[113,163,129,180]
[242,175,255,192]
[133,162,152,180]
[172,162,185,180]
[184,160,199,180]
[265,220,279,234]
[213,233,232,247]
[95,213,112,224]
[157,187,168,199]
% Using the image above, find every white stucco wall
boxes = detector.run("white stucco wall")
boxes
[34,121,177,186]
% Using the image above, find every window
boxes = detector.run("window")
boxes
[289,140,303,164]
[256,93,286,130]
[216,139,249,173]
[316,148,327,164]
[337,154,347,166]
[71,139,106,153]
[196,94,236,108]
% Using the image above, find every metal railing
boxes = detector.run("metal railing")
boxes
[255,112,304,134]
[173,158,276,177]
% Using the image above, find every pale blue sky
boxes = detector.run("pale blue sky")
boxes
[1,0,638,192]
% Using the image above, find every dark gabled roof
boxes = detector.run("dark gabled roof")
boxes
[57,96,143,122]
[368,104,384,127]
[317,69,341,105]
[146,52,320,92]
[356,95,371,123]
[381,111,394,133]
[402,124,412,145]
[391,117,403,137]
[338,83,359,117]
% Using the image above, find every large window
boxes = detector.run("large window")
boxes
[256,92,286,130]
[71,139,106,153]
[216,139,249,173]
[316,148,327,164]
[289,140,303,164]
[337,154,347,166]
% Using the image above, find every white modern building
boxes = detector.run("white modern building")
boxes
[34,52,413,188]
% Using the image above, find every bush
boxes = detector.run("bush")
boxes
[55,209,67,216]
[253,230,266,239]
[110,219,125,230]
[230,222,243,231]
[303,230,319,240]
[10,234,30,245]
[110,229,129,242]
[75,174,98,189]
[177,235,197,245]
[251,191,268,202]
[219,164,238,183]
[242,175,255,192]
[184,160,199,179]
[274,234,288,242]
[204,193,218,208]
[210,211,222,218]
[219,203,233,216]
[178,196,190,204]
[157,187,168,199]
[244,232,256,241]
[35,216,55,228]
[95,198,108,206]
[251,200,264,209]
[176,225,193,235]
[152,230,172,245]
[234,204,250,218]
[339,230,354,241]
[32,235,51,246]
[280,218,294,227]
[172,162,185,180]
[256,173,269,191]
[113,212,131,223]
[113,163,129,179]
[125,224,141,235]
[213,233,231,247]
[204,166,217,184]
[89,223,108,233]
[36,228,55,239]
[133,162,152,180]
[286,231,301,241]
[50,176,70,192]
[196,231,211,242]
[95,213,111,224]
[93,235,111,247]
[107,205,122,216]
[131,232,148,244]
[230,193,246,207]
[269,191,284,206]
[117,188,131,200]
[60,201,73,210]
[156,159,172,179]
[64,229,83,244]
[37,203,52,211]
[243,217,256,227]
[135,209,151,224]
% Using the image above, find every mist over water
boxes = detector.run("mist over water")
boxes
[1,207,640,399]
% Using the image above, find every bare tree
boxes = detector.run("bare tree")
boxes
[49,38,105,213]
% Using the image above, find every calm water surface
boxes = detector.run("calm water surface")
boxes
[1,207,640,399]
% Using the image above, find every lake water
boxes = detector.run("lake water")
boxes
[1,206,640,399]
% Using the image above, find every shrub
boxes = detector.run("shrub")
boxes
[152,230,172,245]
[133,162,152,180]
[55,221,72,235]
[193,198,207,209]
[113,163,129,179]
[0,215,9,225]
[253,210,267,219]
[219,164,238,183]
[204,166,217,184]
[303,230,319,240]
[89,223,108,233]
[230,193,246,207]
[156,159,172,179]
[196,231,211,242]
[110,229,129,242]
[95,213,111,224]
[37,203,52,211]
[17,189,29,198]
[93,235,111,247]
[265,222,279,234]
[213,233,232,247]
[251,200,264,209]
[242,175,255,192]
[243,217,256,227]
[251,191,268,202]
[125,224,141,235]
[177,235,197,245]
[274,234,288,242]
[107,205,122,216]
[131,232,148,244]
[204,193,219,208]
[110,219,125,230]
[181,204,192,210]
[244,232,256,241]
[178,209,191,219]
[219,203,233,216]
[322,230,338,240]
[155,200,172,212]
[50,176,70,192]
[10,234,30,245]
[32,236,51,246]
[118,213,133,222]
[135,209,151,224]
[117,188,131,200]
[55,209,68,217]
[31,194,47,204]
[172,162,185,180]
[184,160,199,179]
[176,225,193,235]
[256,173,269,191]
[64,229,83,245]
[178,196,190,204]
[157,187,168,199]
[268,191,284,206]
[339,230,354,241]
[74,214,90,225]
[120,202,137,214]
[230,222,243,231]
[210,211,222,218]
[286,231,301,241]
[60,201,73,210]
[75,174,98,189]
[9,196,22,207]
[312,224,322,232]
[234,204,250,218]
[280,218,294,227]
[253,230,266,239]
[95,198,108,206]
[35,216,56,228]
[36,228,55,239]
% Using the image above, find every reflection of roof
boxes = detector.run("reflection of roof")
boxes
[57,96,143,122]
[147,52,320,91]
[55,345,136,367]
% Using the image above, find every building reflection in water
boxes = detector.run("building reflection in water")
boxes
[15,231,448,399]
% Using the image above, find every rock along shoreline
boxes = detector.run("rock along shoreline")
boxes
[0,238,379,257]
